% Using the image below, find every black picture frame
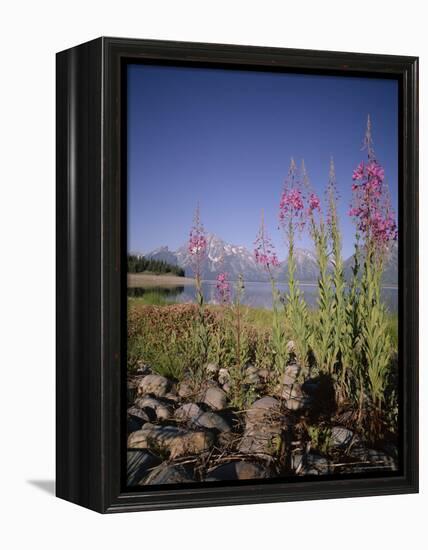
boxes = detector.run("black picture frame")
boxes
[56,37,419,513]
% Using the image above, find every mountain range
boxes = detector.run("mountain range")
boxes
[141,234,397,285]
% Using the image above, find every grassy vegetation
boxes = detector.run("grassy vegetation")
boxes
[128,296,398,349]
[128,294,398,437]
[128,290,173,306]
[128,272,194,288]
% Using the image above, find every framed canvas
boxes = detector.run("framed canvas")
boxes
[56,37,419,513]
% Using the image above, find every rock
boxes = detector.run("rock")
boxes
[291,452,304,472]
[127,423,215,459]
[348,443,370,462]
[169,429,215,459]
[128,415,144,433]
[245,372,260,385]
[246,397,280,424]
[222,382,231,393]
[127,374,146,403]
[205,461,271,481]
[239,423,284,458]
[175,404,231,432]
[218,368,230,385]
[193,411,232,432]
[281,364,301,386]
[284,398,310,411]
[286,340,296,353]
[281,384,304,400]
[142,464,195,485]
[366,449,398,471]
[330,426,354,448]
[137,374,170,398]
[244,366,260,385]
[217,430,237,449]
[205,363,219,377]
[334,447,398,474]
[280,384,312,411]
[127,374,147,389]
[127,406,150,423]
[127,387,137,404]
[177,380,194,399]
[240,397,286,459]
[136,362,151,375]
[164,392,179,403]
[245,365,258,376]
[295,453,331,475]
[127,450,161,486]
[135,396,172,421]
[258,368,270,381]
[175,403,204,422]
[203,386,227,410]
[277,365,312,411]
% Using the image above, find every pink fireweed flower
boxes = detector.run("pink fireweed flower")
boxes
[279,158,306,233]
[188,205,207,281]
[366,161,385,182]
[254,211,280,275]
[352,162,365,181]
[188,234,207,256]
[279,188,305,214]
[301,160,324,233]
[308,192,321,212]
[215,272,231,304]
[349,120,397,254]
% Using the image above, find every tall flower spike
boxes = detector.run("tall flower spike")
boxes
[279,157,306,232]
[301,159,321,215]
[328,157,337,195]
[349,118,397,253]
[362,114,376,161]
[254,209,279,273]
[215,272,231,305]
[327,157,339,227]
[188,204,207,281]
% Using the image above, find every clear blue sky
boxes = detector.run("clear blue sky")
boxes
[127,64,398,260]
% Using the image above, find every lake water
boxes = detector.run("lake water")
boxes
[128,280,398,313]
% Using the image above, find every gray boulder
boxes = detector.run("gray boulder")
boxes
[127,450,161,486]
[281,383,312,411]
[367,449,398,471]
[193,411,232,432]
[142,464,195,485]
[137,374,170,398]
[175,403,203,422]
[177,380,194,399]
[281,364,301,386]
[330,426,354,448]
[127,423,215,459]
[135,396,172,421]
[205,461,271,481]
[205,363,219,377]
[293,453,331,475]
[127,406,150,432]
[127,415,144,434]
[239,397,287,459]
[203,386,228,410]
[245,365,260,384]
[218,368,231,385]
[246,396,280,424]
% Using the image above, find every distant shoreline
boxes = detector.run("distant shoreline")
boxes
[127,272,398,290]
[127,273,195,288]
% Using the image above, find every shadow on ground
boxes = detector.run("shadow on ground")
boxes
[27,480,55,495]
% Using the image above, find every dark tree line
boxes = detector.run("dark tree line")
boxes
[127,254,185,277]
